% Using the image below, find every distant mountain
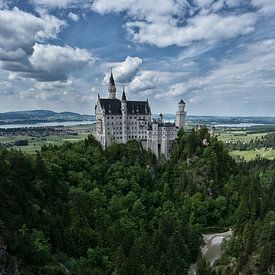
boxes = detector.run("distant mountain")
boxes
[0,110,95,125]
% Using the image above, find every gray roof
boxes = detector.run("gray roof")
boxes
[126,101,150,115]
[99,98,151,115]
[99,98,121,115]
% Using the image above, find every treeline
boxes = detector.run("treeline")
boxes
[226,133,275,151]
[0,128,274,274]
[210,158,275,274]
[0,126,78,137]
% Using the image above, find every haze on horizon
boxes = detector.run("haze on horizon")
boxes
[0,0,275,116]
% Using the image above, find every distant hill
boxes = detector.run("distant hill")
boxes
[1,110,275,126]
[0,110,95,125]
[161,114,275,125]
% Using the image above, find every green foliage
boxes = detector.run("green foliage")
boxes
[0,136,198,274]
[0,131,274,274]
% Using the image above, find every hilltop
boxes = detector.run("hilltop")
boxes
[0,110,95,125]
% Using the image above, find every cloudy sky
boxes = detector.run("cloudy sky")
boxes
[0,0,275,116]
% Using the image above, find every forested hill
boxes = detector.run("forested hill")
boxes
[0,110,95,125]
[0,128,274,274]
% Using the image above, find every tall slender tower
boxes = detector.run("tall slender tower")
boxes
[121,87,128,143]
[108,70,116,99]
[176,99,186,129]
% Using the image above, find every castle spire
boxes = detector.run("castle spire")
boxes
[122,86,126,101]
[109,69,115,85]
[108,69,116,99]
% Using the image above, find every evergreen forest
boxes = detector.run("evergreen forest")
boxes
[0,127,274,274]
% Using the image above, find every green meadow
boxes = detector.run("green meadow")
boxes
[0,124,94,154]
[217,127,275,161]
[1,124,275,161]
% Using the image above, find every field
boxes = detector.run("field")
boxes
[217,127,275,161]
[1,123,275,161]
[0,124,95,154]
[217,131,268,143]
[229,148,275,161]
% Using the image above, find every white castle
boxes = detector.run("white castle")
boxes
[95,72,186,158]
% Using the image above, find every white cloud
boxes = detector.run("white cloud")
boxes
[160,38,275,102]
[0,0,8,9]
[0,7,92,82]
[225,0,243,8]
[1,43,92,81]
[68,12,79,21]
[30,0,83,9]
[33,79,73,90]
[128,71,159,93]
[103,56,142,84]
[92,0,258,48]
[0,79,14,95]
[26,43,92,81]
[0,8,65,53]
[252,0,275,15]
[91,0,181,18]
[127,13,257,48]
[113,56,142,83]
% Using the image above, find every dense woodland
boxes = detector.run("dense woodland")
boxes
[0,127,274,274]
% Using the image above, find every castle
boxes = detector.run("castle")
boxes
[95,72,186,158]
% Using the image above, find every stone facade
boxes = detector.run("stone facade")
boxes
[95,72,186,158]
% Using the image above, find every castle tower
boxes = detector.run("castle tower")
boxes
[210,126,216,137]
[121,87,128,143]
[158,113,164,124]
[152,119,159,158]
[176,99,186,129]
[108,70,116,99]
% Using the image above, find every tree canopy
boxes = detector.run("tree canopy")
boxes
[0,128,274,274]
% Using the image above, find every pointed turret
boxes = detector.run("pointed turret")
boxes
[122,86,126,101]
[109,69,115,85]
[121,87,127,143]
[108,70,116,99]
[158,113,163,123]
